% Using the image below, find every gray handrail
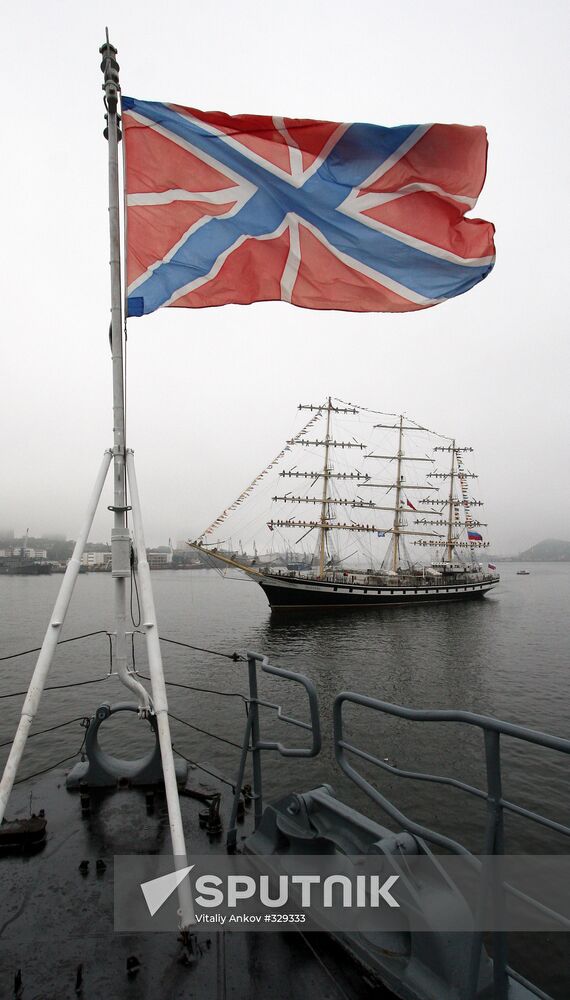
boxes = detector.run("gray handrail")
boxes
[333,691,570,1000]
[226,652,321,850]
[333,693,570,845]
[248,652,321,758]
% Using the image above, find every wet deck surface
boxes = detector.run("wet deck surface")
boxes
[0,772,392,1000]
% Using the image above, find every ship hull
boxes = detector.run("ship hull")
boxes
[0,561,52,576]
[259,573,499,609]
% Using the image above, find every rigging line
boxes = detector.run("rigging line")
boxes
[0,630,111,661]
[199,408,324,540]
[274,527,290,549]
[0,676,108,701]
[172,746,239,790]
[0,717,89,750]
[297,931,354,1000]
[193,549,227,578]
[296,527,316,545]
[134,630,244,662]
[136,673,249,703]
[14,752,83,785]
[14,729,89,786]
[333,397,453,441]
[168,713,244,750]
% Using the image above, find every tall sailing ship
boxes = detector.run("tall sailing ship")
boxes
[192,397,499,608]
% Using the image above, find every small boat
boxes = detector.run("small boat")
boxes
[517,569,530,576]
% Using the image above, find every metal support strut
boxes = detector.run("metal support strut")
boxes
[127,451,195,927]
[0,451,112,824]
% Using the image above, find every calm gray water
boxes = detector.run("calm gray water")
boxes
[1,564,569,994]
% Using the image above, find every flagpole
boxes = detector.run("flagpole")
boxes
[99,33,194,932]
[99,32,150,712]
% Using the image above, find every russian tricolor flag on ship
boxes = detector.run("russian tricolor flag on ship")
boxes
[468,530,483,541]
[122,98,495,316]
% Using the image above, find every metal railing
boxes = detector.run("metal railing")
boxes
[333,693,570,1000]
[226,652,321,850]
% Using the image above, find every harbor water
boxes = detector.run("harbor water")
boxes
[1,563,568,995]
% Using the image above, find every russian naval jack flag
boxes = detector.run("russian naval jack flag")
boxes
[122,98,495,317]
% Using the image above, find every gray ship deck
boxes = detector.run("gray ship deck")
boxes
[0,771,391,1000]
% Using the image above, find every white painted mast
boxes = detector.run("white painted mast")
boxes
[100,32,151,710]
[270,405,443,565]
[367,417,439,571]
[318,397,333,577]
[100,32,194,929]
[391,415,404,572]
[426,442,482,557]
[445,439,456,562]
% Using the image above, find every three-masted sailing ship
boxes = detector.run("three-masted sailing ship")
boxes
[191,398,499,609]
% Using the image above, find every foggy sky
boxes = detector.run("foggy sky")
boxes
[1,1,568,553]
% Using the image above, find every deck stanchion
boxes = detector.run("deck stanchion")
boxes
[247,654,264,830]
[227,711,255,851]
[484,730,508,999]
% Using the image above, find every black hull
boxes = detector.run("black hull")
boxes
[258,574,499,609]
[0,562,52,576]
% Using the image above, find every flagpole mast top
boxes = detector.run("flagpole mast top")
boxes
[100,29,120,114]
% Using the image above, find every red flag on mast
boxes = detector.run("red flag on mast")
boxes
[122,98,495,317]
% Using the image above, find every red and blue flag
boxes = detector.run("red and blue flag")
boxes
[122,98,495,317]
[468,530,483,541]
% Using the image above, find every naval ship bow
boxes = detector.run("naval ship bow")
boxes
[2,34,568,1000]
[192,397,499,609]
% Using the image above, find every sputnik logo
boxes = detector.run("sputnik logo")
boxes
[139,863,401,918]
[140,865,194,917]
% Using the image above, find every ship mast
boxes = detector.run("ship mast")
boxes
[100,34,145,709]
[391,415,404,572]
[423,443,485,557]
[445,439,456,562]
[365,417,440,570]
[318,397,333,577]
[272,399,365,572]
[270,405,442,567]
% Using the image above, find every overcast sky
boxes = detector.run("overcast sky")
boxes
[1,0,568,553]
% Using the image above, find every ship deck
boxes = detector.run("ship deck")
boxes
[0,770,392,1000]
